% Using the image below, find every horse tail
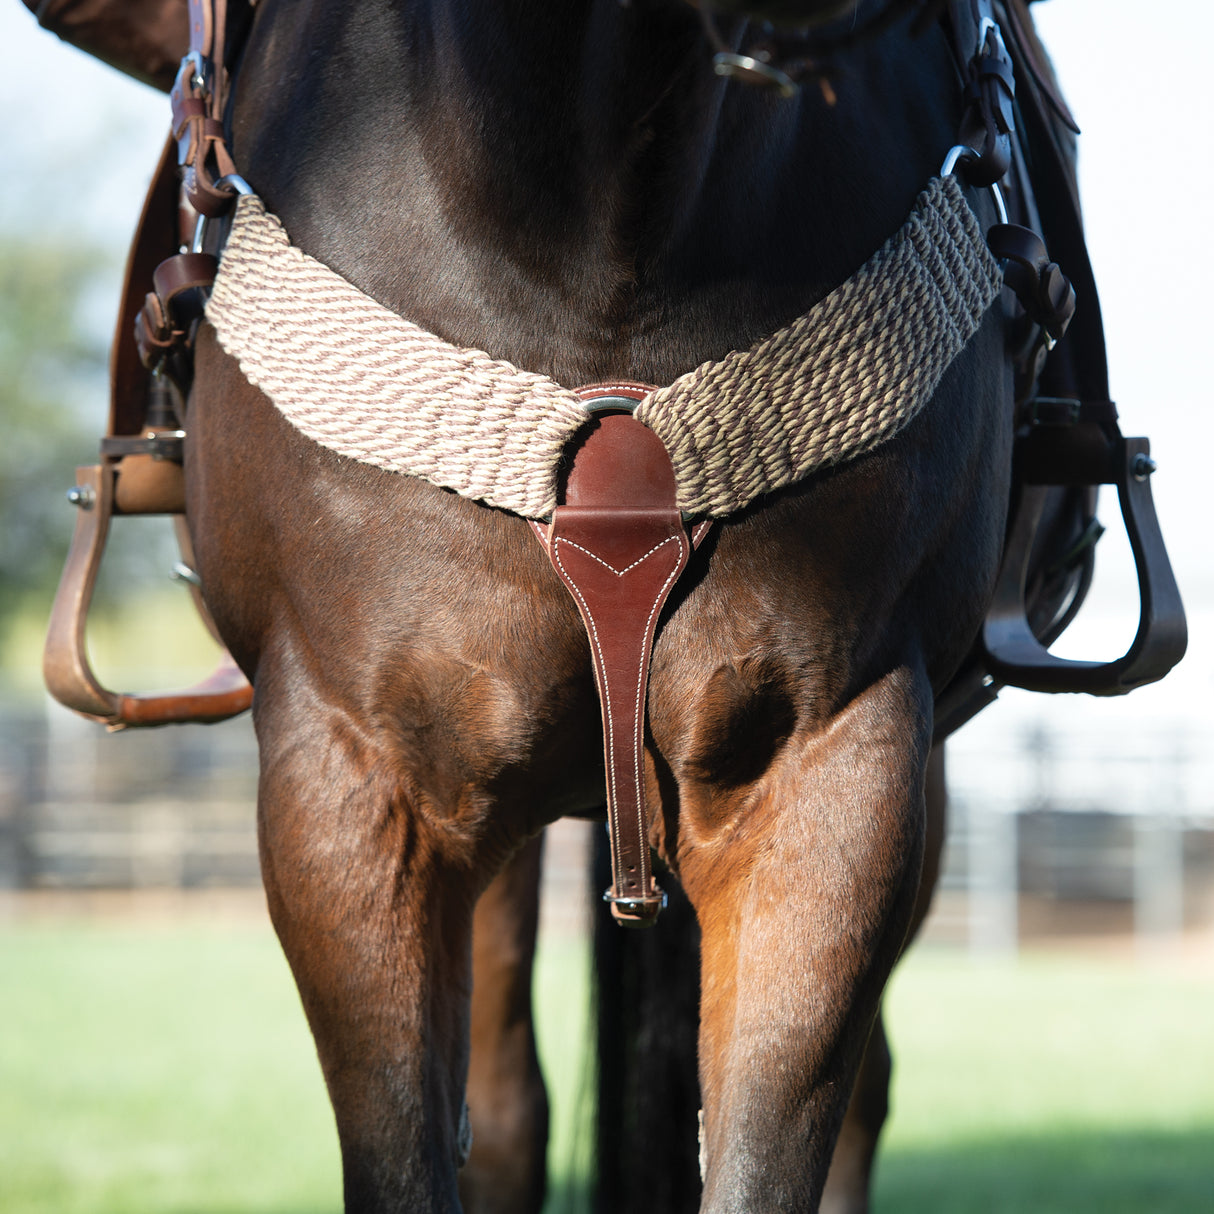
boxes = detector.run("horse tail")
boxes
[591,827,703,1213]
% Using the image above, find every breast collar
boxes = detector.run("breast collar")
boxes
[205,173,1001,520]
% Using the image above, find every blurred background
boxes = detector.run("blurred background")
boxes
[1,2,1211,1212]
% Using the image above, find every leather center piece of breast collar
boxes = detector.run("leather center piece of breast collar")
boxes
[532,385,709,926]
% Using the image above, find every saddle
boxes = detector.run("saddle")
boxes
[39,0,1186,925]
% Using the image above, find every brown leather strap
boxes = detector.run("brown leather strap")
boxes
[170,0,238,216]
[112,135,180,435]
[949,0,1016,186]
[137,249,219,368]
[534,386,697,926]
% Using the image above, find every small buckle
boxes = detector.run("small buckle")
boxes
[976,15,1008,62]
[99,432,186,462]
[603,888,669,928]
[182,49,212,98]
[1027,397,1081,427]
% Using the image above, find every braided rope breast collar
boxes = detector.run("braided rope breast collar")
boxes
[205,174,1001,520]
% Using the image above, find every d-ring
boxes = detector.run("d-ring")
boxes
[941,145,1008,225]
[713,52,798,99]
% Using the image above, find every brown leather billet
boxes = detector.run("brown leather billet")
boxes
[169,0,239,216]
[113,136,180,437]
[137,250,219,366]
[534,386,696,926]
[987,222,1075,342]
[949,0,1014,185]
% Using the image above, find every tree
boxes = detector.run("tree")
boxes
[0,238,111,643]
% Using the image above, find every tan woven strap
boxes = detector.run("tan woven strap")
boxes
[636,176,1002,514]
[206,175,1000,519]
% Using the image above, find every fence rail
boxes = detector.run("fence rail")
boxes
[3,697,1211,950]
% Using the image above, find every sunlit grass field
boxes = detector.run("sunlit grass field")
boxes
[1,906,1210,1213]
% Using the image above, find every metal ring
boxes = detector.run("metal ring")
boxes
[190,176,255,254]
[581,394,640,416]
[941,144,980,178]
[712,52,799,100]
[183,49,211,95]
[215,174,254,197]
[988,180,1008,226]
[976,16,1008,60]
[941,145,1008,225]
[170,561,203,588]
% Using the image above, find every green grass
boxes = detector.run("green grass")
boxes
[874,1130,1214,1214]
[0,915,595,1214]
[874,950,1214,1213]
[533,937,594,1212]
[0,922,340,1213]
[1,917,1211,1213]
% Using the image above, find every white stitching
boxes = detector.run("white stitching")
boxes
[630,534,690,874]
[556,535,681,577]
[550,532,688,897]
[551,541,626,885]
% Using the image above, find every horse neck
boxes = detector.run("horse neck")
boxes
[232,0,962,384]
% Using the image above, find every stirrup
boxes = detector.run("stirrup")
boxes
[982,432,1187,694]
[44,131,251,732]
[43,457,252,732]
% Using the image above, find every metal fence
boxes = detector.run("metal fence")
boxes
[3,697,1211,951]
[0,699,259,890]
[944,711,1214,951]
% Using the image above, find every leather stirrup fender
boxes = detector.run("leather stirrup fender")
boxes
[533,385,701,926]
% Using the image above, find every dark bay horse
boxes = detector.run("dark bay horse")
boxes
[182,4,1013,1211]
[36,0,1027,1210]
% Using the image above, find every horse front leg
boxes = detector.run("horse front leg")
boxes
[460,834,548,1214]
[676,669,931,1214]
[820,742,948,1214]
[255,696,487,1214]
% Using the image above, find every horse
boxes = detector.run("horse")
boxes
[31,0,1184,1211]
[196,5,1012,1211]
